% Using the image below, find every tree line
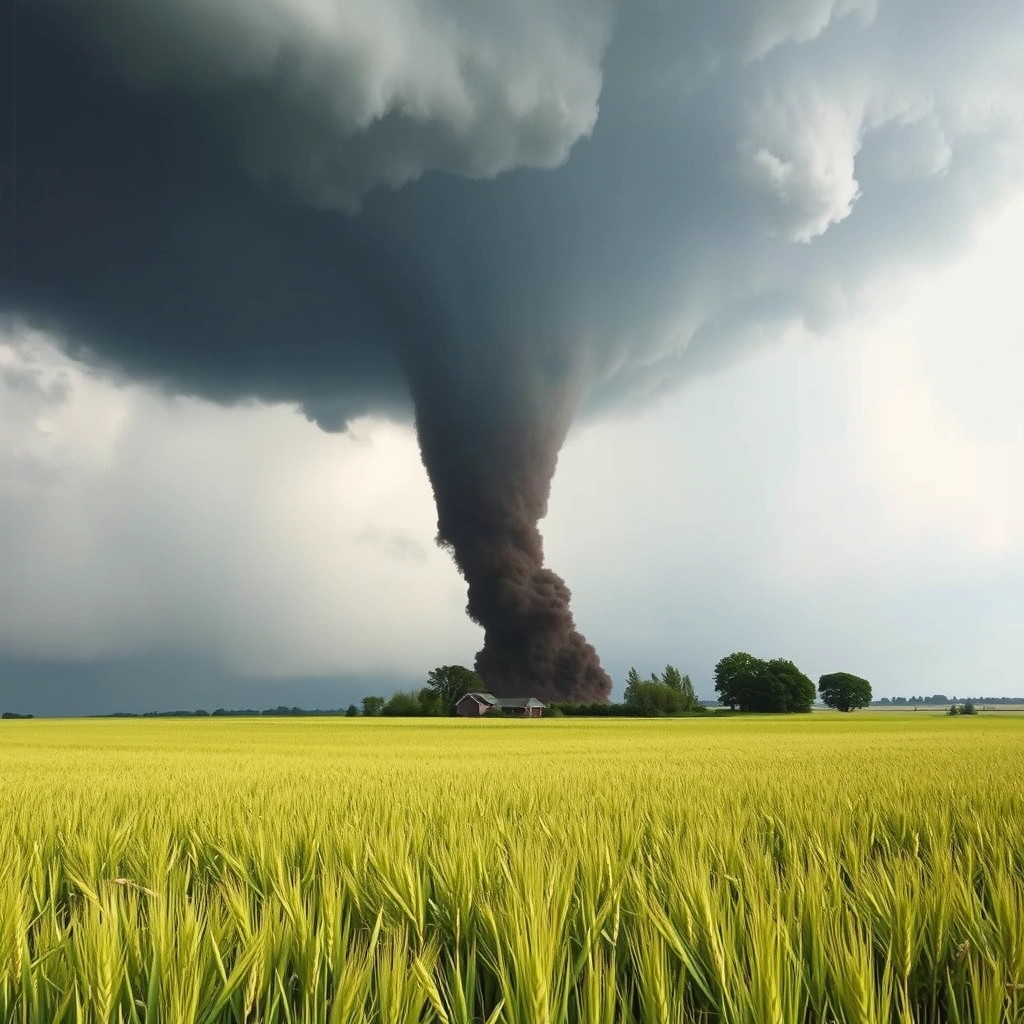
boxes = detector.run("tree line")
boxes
[355,658,875,717]
[875,694,1019,706]
[549,666,708,717]
[23,657,1014,721]
[351,664,710,719]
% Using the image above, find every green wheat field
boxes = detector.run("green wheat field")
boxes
[2,715,1023,1023]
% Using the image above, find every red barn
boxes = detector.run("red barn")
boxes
[455,693,546,718]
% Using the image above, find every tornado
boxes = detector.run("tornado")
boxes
[406,349,611,702]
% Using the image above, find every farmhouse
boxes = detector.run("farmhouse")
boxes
[455,692,547,718]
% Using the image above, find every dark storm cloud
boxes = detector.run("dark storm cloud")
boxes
[2,0,1022,700]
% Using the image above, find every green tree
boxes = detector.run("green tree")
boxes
[623,679,685,716]
[679,673,698,711]
[660,665,700,711]
[417,687,443,717]
[662,665,682,691]
[361,695,385,717]
[623,667,644,705]
[713,652,765,710]
[345,704,359,717]
[382,691,423,717]
[426,665,484,715]
[622,664,703,716]
[715,653,814,712]
[762,659,815,713]
[818,672,872,712]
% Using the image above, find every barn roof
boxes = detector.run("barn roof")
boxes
[493,697,546,709]
[459,692,497,705]
[459,692,546,709]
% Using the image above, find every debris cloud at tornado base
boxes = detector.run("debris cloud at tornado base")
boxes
[2,0,1022,700]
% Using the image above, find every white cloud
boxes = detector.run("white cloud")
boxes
[738,90,864,241]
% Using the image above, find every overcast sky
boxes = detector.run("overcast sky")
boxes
[2,1,1023,714]
[3,192,1021,714]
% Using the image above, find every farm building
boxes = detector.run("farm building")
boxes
[455,693,547,718]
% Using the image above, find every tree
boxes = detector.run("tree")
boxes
[713,652,765,710]
[818,672,872,712]
[623,680,684,716]
[417,687,443,717]
[762,659,815,712]
[620,664,703,716]
[714,653,814,712]
[425,665,484,715]
[382,691,424,717]
[623,667,644,705]
[661,665,700,711]
[622,671,663,712]
[361,695,385,717]
[662,665,682,691]
[678,672,698,712]
[345,704,359,717]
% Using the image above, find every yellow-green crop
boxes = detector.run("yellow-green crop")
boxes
[1,714,1022,1023]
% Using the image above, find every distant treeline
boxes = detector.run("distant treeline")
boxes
[8,690,1021,722]
[874,695,1024,706]
[550,702,710,717]
[100,706,356,718]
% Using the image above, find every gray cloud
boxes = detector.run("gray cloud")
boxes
[0,652,409,718]
[64,0,612,205]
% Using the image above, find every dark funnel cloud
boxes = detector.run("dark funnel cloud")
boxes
[406,341,608,701]
[3,0,1022,701]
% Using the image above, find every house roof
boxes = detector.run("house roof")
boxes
[459,692,546,709]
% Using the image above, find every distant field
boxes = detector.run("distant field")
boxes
[2,715,1023,1023]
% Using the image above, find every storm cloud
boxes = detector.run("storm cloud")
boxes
[2,0,1022,701]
